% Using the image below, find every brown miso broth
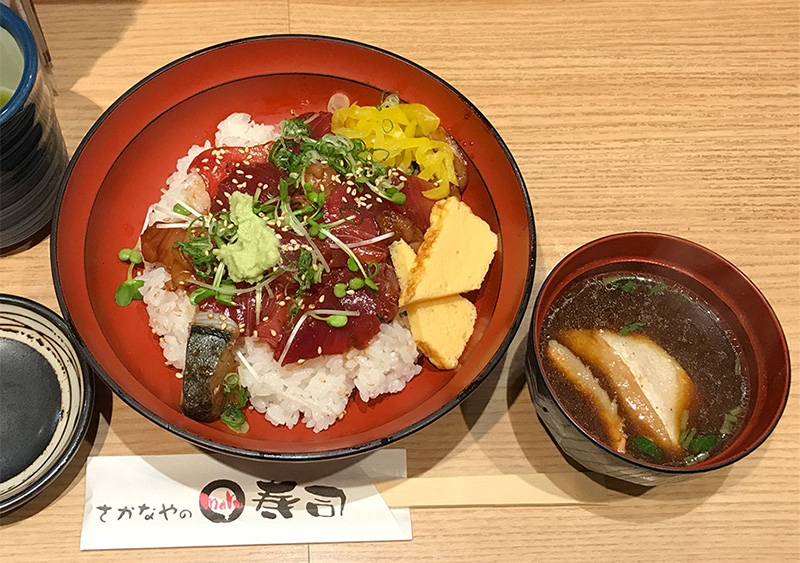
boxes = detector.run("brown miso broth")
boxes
[540,273,748,466]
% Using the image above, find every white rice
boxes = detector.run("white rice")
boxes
[214,112,280,148]
[138,265,195,370]
[238,319,422,432]
[136,113,422,431]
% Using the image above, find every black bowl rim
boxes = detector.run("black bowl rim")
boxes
[51,34,536,461]
[529,231,791,476]
[0,294,94,513]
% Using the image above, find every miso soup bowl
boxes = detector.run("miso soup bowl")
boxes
[525,232,790,486]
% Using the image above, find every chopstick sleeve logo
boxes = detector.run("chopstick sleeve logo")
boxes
[253,480,347,519]
[197,479,347,522]
[199,479,245,523]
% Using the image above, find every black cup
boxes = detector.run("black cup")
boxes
[0,5,68,251]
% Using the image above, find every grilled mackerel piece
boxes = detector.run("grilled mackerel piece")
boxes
[181,315,239,422]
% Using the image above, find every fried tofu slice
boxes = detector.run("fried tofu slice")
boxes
[401,197,497,306]
[558,329,695,457]
[391,240,477,370]
[546,340,627,454]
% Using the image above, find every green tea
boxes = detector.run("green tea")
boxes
[0,87,14,109]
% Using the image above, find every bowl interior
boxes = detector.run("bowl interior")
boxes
[54,37,534,458]
[532,232,789,471]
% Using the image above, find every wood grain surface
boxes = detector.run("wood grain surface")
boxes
[1,1,798,561]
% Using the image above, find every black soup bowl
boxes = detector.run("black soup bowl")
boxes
[525,232,790,486]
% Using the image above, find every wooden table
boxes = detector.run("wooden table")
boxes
[1,1,798,561]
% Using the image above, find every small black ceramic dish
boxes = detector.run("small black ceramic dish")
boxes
[525,233,790,486]
[0,294,93,513]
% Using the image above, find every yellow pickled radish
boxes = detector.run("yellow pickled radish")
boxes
[332,101,457,198]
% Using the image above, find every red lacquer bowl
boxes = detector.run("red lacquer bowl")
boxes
[52,36,535,460]
[526,233,790,485]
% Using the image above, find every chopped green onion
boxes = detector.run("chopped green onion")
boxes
[173,203,192,216]
[681,427,697,448]
[680,409,689,433]
[720,420,735,435]
[220,405,249,433]
[684,451,710,466]
[224,372,239,389]
[279,117,313,139]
